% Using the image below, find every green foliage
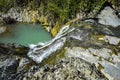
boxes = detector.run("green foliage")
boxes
[78,0,107,13]
[0,0,17,12]
[46,0,81,23]
[0,0,36,12]
[0,0,119,22]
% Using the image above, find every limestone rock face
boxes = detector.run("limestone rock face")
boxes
[0,4,120,80]
[98,7,120,27]
[64,20,120,80]
[22,57,107,80]
[104,35,120,45]
[24,19,120,80]
[66,47,120,80]
[0,8,40,23]
[0,20,120,80]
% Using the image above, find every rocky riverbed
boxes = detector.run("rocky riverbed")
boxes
[0,5,120,80]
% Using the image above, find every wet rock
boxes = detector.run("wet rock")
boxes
[28,25,74,63]
[28,37,66,63]
[68,28,90,41]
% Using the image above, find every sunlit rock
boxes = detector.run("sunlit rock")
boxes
[98,7,120,27]
[104,35,120,45]
[23,57,107,80]
[66,47,120,80]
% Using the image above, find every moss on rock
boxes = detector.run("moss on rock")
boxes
[51,21,60,37]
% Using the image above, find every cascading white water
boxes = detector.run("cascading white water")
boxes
[27,25,75,63]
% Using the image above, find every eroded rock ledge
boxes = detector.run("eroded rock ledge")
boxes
[0,5,120,80]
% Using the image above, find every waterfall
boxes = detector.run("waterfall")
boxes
[27,25,75,63]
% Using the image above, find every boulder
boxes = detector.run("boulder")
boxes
[97,6,120,27]
[0,26,6,34]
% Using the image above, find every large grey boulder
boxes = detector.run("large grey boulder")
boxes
[98,7,120,27]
